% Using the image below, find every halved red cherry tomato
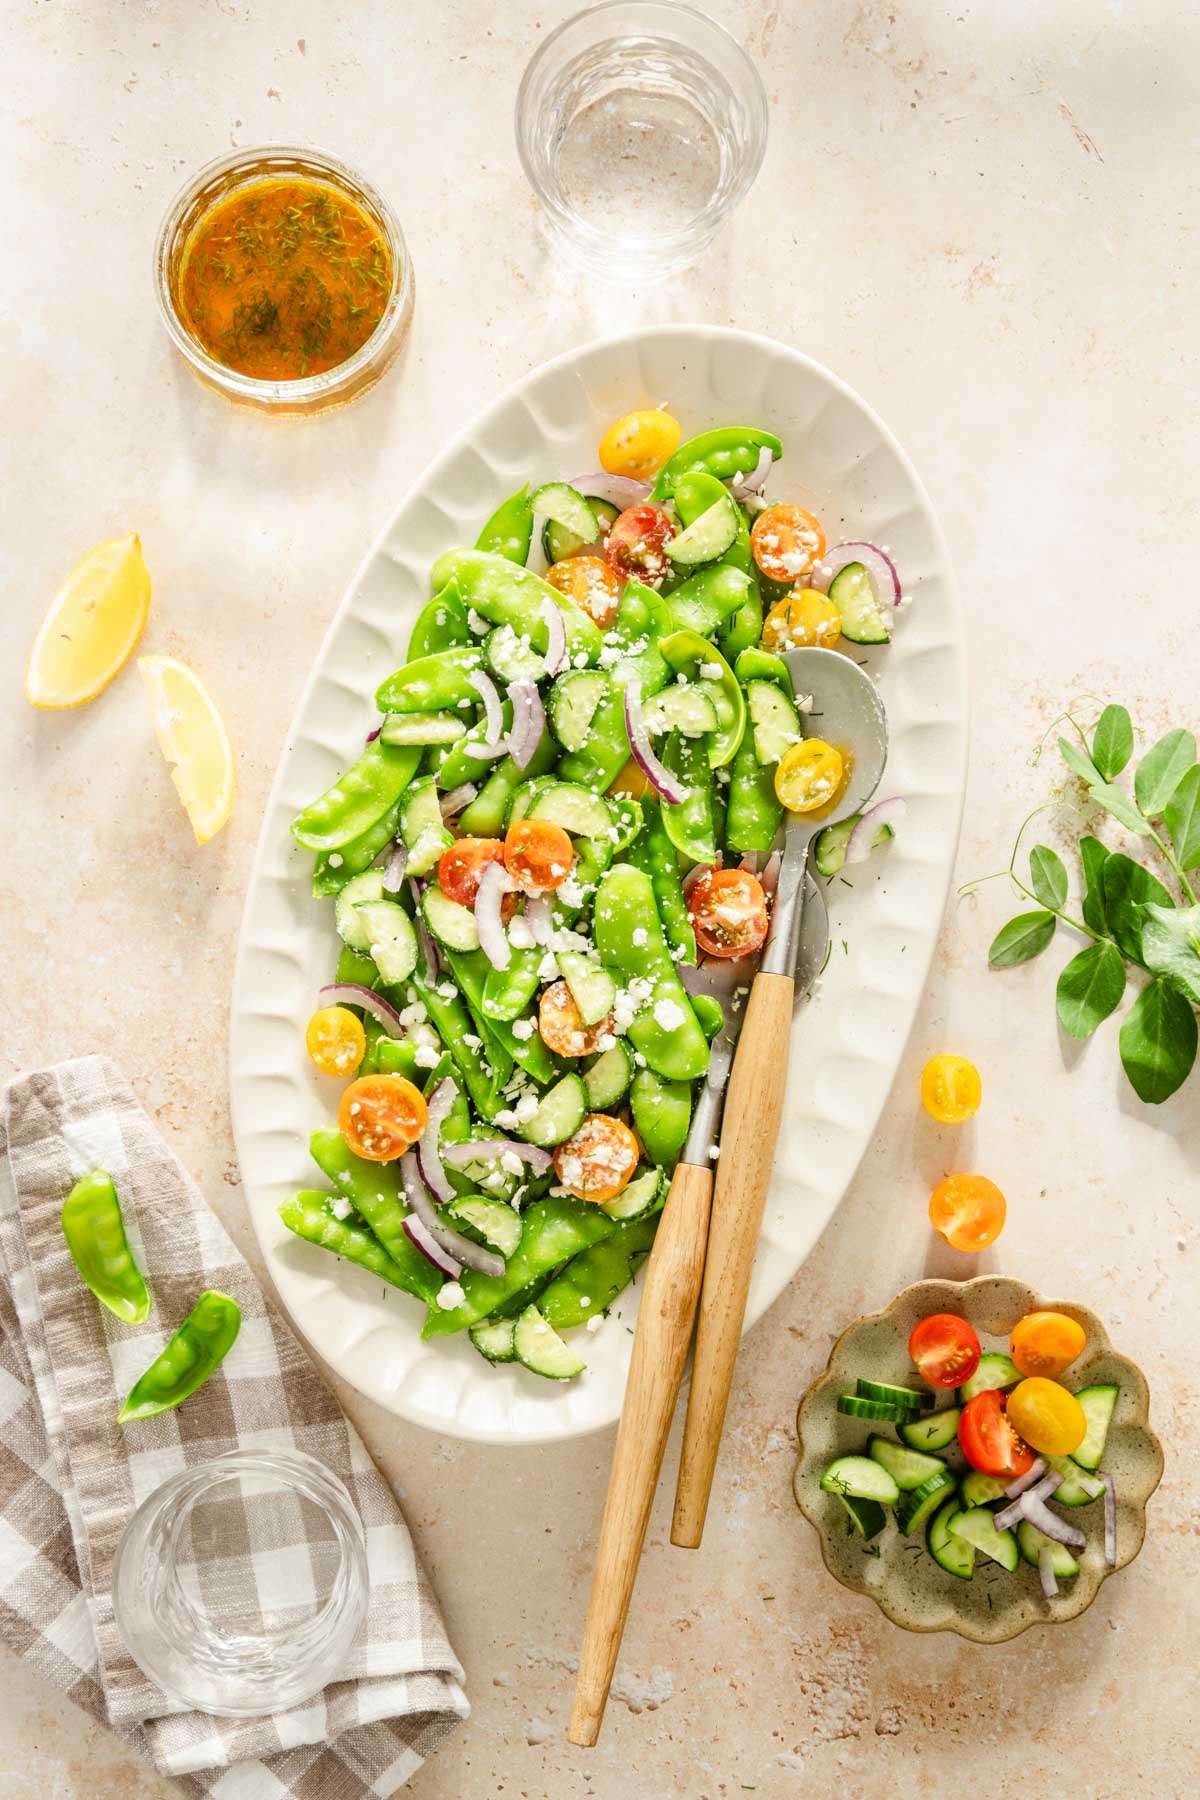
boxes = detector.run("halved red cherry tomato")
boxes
[604,503,675,585]
[537,980,612,1057]
[750,504,826,583]
[552,1113,640,1203]
[686,867,769,959]
[928,1172,1006,1252]
[546,554,623,628]
[437,837,506,907]
[504,819,575,894]
[908,1313,981,1390]
[338,1074,428,1162]
[1010,1311,1087,1379]
[958,1389,1036,1480]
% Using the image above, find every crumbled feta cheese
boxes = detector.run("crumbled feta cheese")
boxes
[700,662,724,681]
[438,982,457,1001]
[330,1196,352,1220]
[798,692,814,714]
[500,1150,524,1177]
[436,1281,466,1310]
[398,1001,428,1029]
[413,1045,441,1068]
[596,1032,616,1052]
[468,608,489,636]
[586,1312,605,1333]
[539,952,559,981]
[328,852,343,868]
[514,1094,540,1122]
[508,915,534,949]
[556,876,585,908]
[573,651,590,669]
[631,927,648,948]
[579,1295,591,1309]
[653,999,686,1031]
[511,1018,534,1040]
[463,1033,482,1051]
[493,1108,520,1129]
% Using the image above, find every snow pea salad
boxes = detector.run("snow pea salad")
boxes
[285,408,908,1382]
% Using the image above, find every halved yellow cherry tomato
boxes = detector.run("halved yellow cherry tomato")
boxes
[920,1054,982,1124]
[598,408,681,481]
[609,756,651,799]
[774,738,844,814]
[338,1075,428,1162]
[928,1172,1006,1251]
[762,587,841,651]
[1007,1376,1087,1457]
[305,1005,366,1077]
[750,504,826,583]
[552,1113,640,1202]
[1011,1311,1087,1379]
[546,554,622,628]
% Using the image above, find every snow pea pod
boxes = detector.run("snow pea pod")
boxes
[475,484,535,564]
[650,426,783,500]
[651,564,756,640]
[279,1194,434,1301]
[422,1195,616,1336]
[672,467,763,654]
[641,799,696,963]
[308,1129,442,1302]
[445,948,557,1085]
[539,1214,659,1331]
[456,726,557,835]
[375,646,482,715]
[313,791,408,894]
[406,582,471,660]
[593,864,710,1080]
[725,728,782,854]
[556,639,670,792]
[117,1290,241,1424]
[293,741,422,853]
[410,969,504,1119]
[630,1067,693,1166]
[662,732,717,864]
[658,629,745,768]
[482,947,543,1022]
[61,1170,151,1326]
[428,549,601,663]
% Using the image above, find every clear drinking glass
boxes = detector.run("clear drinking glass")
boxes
[112,1448,368,1716]
[515,0,768,281]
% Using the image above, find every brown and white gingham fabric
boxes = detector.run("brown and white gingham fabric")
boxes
[0,1056,468,1796]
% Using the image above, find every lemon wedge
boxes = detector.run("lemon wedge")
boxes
[26,534,151,708]
[138,655,236,845]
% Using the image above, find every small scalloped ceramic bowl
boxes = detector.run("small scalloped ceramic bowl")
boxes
[793,1276,1163,1643]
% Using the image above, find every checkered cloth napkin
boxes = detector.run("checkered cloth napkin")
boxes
[0,1056,468,1796]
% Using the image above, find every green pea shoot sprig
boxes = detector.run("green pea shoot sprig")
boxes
[967,704,1200,1104]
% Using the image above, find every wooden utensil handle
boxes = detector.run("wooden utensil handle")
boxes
[671,971,794,1549]
[568,1160,714,1748]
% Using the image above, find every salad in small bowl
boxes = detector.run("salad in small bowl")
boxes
[793,1276,1163,1642]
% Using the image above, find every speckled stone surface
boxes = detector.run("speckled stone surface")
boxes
[4,3,1198,1795]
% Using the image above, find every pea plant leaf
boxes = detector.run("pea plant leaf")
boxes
[1091,705,1134,780]
[1139,902,1200,1006]
[1102,854,1173,964]
[1164,763,1200,870]
[1058,736,1100,788]
[1118,977,1198,1103]
[1055,942,1126,1039]
[1079,836,1109,935]
[1029,845,1068,912]
[989,911,1056,968]
[1134,728,1196,817]
[1087,780,1152,838]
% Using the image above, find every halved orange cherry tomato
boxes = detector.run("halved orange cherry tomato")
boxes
[604,503,675,585]
[546,554,623,629]
[1011,1311,1087,1379]
[928,1172,1006,1252]
[305,1005,366,1077]
[920,1054,982,1124]
[537,980,613,1058]
[504,819,575,894]
[750,504,826,584]
[774,738,845,814]
[686,866,769,959]
[437,837,506,908]
[552,1113,640,1202]
[762,587,841,651]
[598,408,681,481]
[338,1074,428,1162]
[1007,1377,1087,1457]
[909,1313,981,1389]
[958,1389,1036,1479]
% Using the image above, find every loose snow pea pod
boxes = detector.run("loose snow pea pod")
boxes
[593,864,710,1080]
[293,741,422,852]
[658,629,745,768]
[407,581,471,660]
[725,728,783,854]
[279,1194,432,1300]
[651,564,756,640]
[118,1290,240,1424]
[650,426,783,500]
[456,726,557,835]
[375,647,482,715]
[475,484,535,564]
[334,944,381,988]
[539,1214,659,1332]
[428,549,601,663]
[641,799,696,963]
[410,970,503,1120]
[313,791,407,894]
[61,1170,151,1326]
[422,1195,617,1336]
[630,1067,693,1166]
[661,732,717,864]
[307,1130,442,1301]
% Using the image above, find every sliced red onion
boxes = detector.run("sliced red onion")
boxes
[810,541,903,608]
[403,1214,461,1279]
[318,983,404,1038]
[504,678,544,770]
[738,852,759,875]
[568,471,650,511]
[1022,1494,1086,1549]
[415,1077,458,1204]
[1102,1473,1116,1565]
[624,681,688,806]
[994,1468,1060,1532]
[1038,1545,1059,1599]
[524,893,554,947]
[1003,1456,1047,1501]
[439,782,478,819]
[382,840,408,892]
[474,858,513,970]
[408,877,441,981]
[682,857,721,897]
[741,493,770,517]
[365,722,383,743]
[525,528,549,575]
[761,849,782,895]
[467,668,503,749]
[728,447,774,500]
[400,1151,505,1278]
[845,797,907,865]
[540,596,568,676]
[442,1138,553,1174]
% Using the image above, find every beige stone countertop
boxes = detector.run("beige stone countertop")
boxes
[4,2,1198,1795]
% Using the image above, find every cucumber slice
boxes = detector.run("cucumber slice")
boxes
[1045,1454,1102,1506]
[819,1455,900,1506]
[529,782,613,838]
[836,1493,887,1541]
[584,1041,635,1110]
[549,670,608,752]
[665,494,739,566]
[829,562,891,646]
[814,815,858,878]
[896,1469,957,1534]
[483,624,545,685]
[531,483,599,545]
[543,498,618,563]
[421,886,479,952]
[867,1435,947,1492]
[401,776,448,844]
[644,683,720,738]
[520,1073,587,1149]
[747,680,802,765]
[557,951,616,1027]
[1017,1520,1080,1578]
[857,1379,934,1413]
[959,1352,1021,1401]
[513,1302,587,1380]
[928,1500,975,1579]
[899,1406,961,1451]
[837,1394,917,1423]
[379,711,469,746]
[354,901,419,986]
[961,1470,1009,1507]
[949,1505,1019,1571]
[600,1167,662,1222]
[506,774,559,829]
[1071,1384,1119,1470]
[446,1195,522,1258]
[469,1316,517,1363]
[335,871,387,950]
